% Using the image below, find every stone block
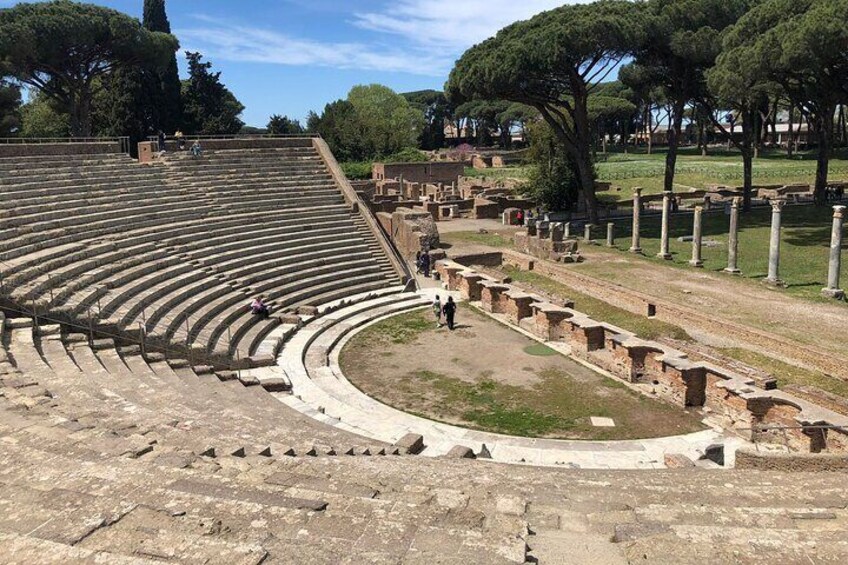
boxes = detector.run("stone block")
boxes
[393,433,425,454]
[444,445,476,459]
[664,453,696,468]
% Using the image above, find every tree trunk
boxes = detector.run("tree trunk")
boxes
[663,98,685,194]
[787,106,795,157]
[737,109,755,213]
[814,108,834,205]
[646,108,653,155]
[69,90,93,138]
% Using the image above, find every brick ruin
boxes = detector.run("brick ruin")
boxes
[359,162,534,223]
[435,259,848,454]
[513,219,584,263]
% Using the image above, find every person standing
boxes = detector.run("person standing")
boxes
[432,296,443,328]
[442,296,457,330]
[157,130,166,152]
[420,251,431,278]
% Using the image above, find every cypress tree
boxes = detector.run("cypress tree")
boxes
[143,0,182,133]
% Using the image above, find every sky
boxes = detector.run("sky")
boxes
[1,0,592,127]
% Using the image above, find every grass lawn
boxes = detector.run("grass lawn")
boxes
[595,149,848,200]
[473,148,848,203]
[440,230,515,249]
[600,204,848,304]
[340,308,705,440]
[719,348,848,400]
[500,266,692,341]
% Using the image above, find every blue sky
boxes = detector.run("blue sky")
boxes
[2,0,594,126]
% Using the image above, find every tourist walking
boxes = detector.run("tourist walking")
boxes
[442,296,457,330]
[419,251,431,278]
[432,296,443,328]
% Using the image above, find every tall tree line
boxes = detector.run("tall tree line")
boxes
[447,0,848,219]
[0,0,244,144]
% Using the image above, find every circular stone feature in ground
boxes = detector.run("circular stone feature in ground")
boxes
[340,304,706,440]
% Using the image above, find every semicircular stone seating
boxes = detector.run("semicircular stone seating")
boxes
[3,146,848,562]
[0,141,400,369]
[4,305,848,563]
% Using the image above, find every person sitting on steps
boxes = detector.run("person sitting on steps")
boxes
[249,297,270,319]
[190,140,203,158]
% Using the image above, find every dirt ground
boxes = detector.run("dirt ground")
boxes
[441,220,848,363]
[340,306,706,440]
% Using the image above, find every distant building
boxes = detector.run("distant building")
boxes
[372,162,465,185]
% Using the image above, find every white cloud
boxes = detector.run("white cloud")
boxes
[176,1,593,76]
[352,0,570,48]
[177,20,445,76]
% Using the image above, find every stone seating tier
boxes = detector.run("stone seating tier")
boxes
[1,300,848,561]
[0,144,400,367]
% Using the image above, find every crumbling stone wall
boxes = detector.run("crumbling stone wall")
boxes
[434,257,848,454]
[377,207,440,259]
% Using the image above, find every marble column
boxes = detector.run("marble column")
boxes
[584,223,593,243]
[629,187,643,253]
[689,206,704,267]
[764,199,786,286]
[822,205,846,299]
[563,222,571,239]
[607,222,615,247]
[657,191,673,260]
[724,197,741,274]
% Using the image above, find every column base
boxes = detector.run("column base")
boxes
[606,242,615,248]
[689,260,704,268]
[821,287,845,300]
[723,267,741,275]
[629,247,642,254]
[656,253,672,260]
[762,277,785,288]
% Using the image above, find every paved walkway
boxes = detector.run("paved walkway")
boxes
[274,287,750,469]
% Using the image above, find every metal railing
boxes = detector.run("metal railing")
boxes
[0,136,131,153]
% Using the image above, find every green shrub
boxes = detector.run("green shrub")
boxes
[341,161,373,180]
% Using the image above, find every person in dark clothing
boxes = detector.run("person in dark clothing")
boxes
[442,296,457,330]
[157,131,166,152]
[250,297,270,319]
[420,252,431,278]
[415,250,422,274]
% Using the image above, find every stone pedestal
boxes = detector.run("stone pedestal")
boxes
[724,197,742,274]
[629,188,643,253]
[606,222,615,247]
[689,206,704,267]
[584,223,593,243]
[822,205,845,299]
[563,222,571,239]
[657,191,673,260]
[137,141,155,164]
[764,199,786,286]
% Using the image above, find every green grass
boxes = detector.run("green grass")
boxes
[440,230,514,249]
[400,366,703,439]
[463,165,532,180]
[482,148,848,202]
[354,309,433,345]
[501,266,692,341]
[523,344,558,356]
[600,204,848,304]
[720,348,848,399]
